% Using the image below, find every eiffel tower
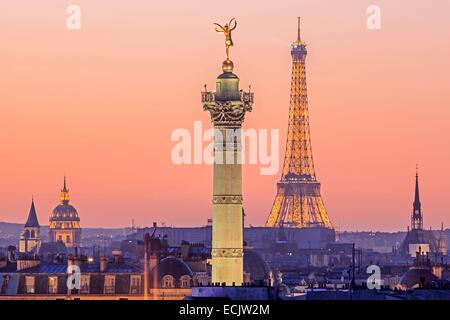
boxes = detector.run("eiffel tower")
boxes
[266,18,333,229]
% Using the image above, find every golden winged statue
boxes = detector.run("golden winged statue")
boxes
[214,18,237,61]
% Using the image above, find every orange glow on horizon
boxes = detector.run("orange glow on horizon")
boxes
[1,0,449,231]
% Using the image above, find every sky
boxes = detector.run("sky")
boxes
[1,0,449,231]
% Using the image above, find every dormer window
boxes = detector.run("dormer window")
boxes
[25,276,35,294]
[48,276,58,294]
[104,275,116,294]
[180,275,191,288]
[162,275,174,288]
[130,275,141,294]
[80,275,90,294]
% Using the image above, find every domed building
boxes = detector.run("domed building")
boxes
[149,257,193,288]
[48,177,81,248]
[399,247,439,290]
[243,247,271,285]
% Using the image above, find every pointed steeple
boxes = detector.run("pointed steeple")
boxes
[60,175,70,204]
[25,198,40,228]
[413,166,421,209]
[411,166,423,230]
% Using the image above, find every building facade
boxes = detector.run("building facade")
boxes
[129,225,335,250]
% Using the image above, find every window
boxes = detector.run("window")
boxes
[130,275,141,294]
[58,235,63,241]
[66,235,71,243]
[48,276,58,294]
[25,276,35,294]
[162,275,174,288]
[80,275,90,294]
[104,275,116,294]
[1,275,10,294]
[180,275,191,288]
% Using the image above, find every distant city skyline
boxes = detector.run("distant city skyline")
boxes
[1,1,450,231]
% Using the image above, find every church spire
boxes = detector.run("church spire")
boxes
[411,166,423,230]
[60,175,70,204]
[414,166,421,207]
[25,198,40,228]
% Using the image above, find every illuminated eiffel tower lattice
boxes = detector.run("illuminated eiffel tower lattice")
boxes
[266,18,333,229]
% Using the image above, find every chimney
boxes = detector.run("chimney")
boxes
[6,246,16,263]
[112,250,123,264]
[162,235,169,249]
[432,265,443,280]
[148,236,162,270]
[180,241,190,260]
[243,272,251,285]
[143,233,150,298]
[148,255,158,271]
[68,256,75,267]
[268,271,274,287]
[99,256,108,272]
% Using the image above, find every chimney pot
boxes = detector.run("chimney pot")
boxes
[100,256,108,272]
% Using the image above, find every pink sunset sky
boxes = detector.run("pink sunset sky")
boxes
[1,1,449,231]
